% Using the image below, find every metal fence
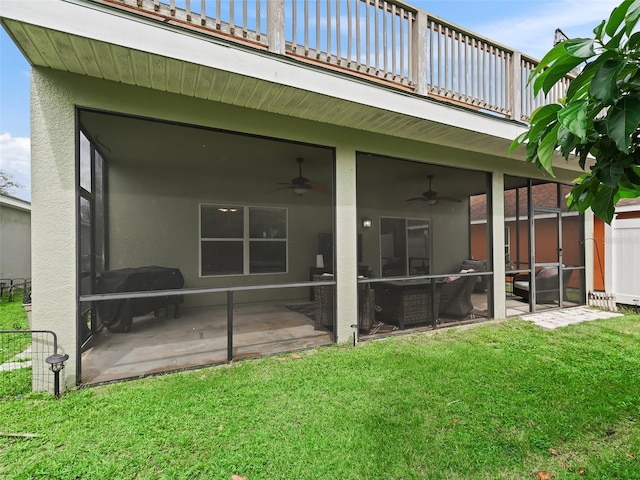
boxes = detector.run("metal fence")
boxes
[0,278,32,304]
[0,330,65,397]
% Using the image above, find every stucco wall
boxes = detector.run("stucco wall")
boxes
[106,161,333,306]
[0,199,31,279]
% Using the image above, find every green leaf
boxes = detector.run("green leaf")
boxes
[591,185,617,223]
[563,38,597,58]
[557,100,588,140]
[605,0,633,37]
[590,59,627,104]
[604,28,627,50]
[593,20,606,40]
[605,96,640,151]
[527,104,562,142]
[509,131,529,154]
[593,160,625,187]
[625,0,640,35]
[557,125,577,158]
[569,175,597,213]
[525,137,539,161]
[534,54,586,96]
[536,123,561,175]
[566,57,602,99]
[626,30,640,50]
[530,42,567,79]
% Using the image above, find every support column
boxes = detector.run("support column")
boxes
[31,68,78,392]
[334,147,358,344]
[491,173,507,319]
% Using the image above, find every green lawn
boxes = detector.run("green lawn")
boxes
[1,315,639,479]
[0,301,31,398]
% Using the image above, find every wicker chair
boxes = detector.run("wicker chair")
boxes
[313,275,334,328]
[513,269,572,304]
[313,275,375,331]
[438,274,478,320]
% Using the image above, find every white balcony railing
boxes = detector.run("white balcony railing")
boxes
[99,0,571,122]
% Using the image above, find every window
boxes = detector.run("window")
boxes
[200,205,287,276]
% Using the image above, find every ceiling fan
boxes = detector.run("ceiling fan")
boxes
[276,158,329,195]
[405,175,461,205]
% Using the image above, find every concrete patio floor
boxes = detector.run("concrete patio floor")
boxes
[78,292,583,385]
[81,301,334,384]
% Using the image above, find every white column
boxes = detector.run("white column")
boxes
[30,68,78,392]
[334,147,358,343]
[491,173,507,319]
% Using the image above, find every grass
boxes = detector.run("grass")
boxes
[1,315,639,479]
[0,301,31,398]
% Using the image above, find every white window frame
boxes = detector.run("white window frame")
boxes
[505,226,511,257]
[199,204,288,277]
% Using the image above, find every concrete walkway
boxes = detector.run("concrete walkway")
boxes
[521,306,623,330]
[0,346,32,371]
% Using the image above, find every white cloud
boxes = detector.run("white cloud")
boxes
[0,131,31,200]
[469,0,620,60]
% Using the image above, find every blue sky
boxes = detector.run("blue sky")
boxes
[0,0,621,201]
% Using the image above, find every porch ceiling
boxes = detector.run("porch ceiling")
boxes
[1,0,528,161]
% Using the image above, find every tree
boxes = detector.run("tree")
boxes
[0,170,23,195]
[510,0,640,224]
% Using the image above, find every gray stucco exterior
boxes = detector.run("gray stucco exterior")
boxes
[0,194,31,280]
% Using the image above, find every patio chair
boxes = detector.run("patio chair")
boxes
[438,274,478,320]
[513,268,572,304]
[313,274,375,331]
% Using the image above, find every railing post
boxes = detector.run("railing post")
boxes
[411,10,428,95]
[227,290,234,362]
[511,51,522,122]
[267,0,286,55]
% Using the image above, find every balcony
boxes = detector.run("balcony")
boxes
[92,0,571,122]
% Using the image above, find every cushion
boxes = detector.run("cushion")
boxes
[445,268,475,283]
[513,280,529,291]
[461,259,486,272]
[536,268,556,279]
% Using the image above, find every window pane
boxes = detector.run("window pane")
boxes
[80,132,92,192]
[407,219,429,275]
[249,207,286,239]
[94,151,106,273]
[250,242,286,273]
[201,241,243,275]
[80,197,92,273]
[201,206,243,238]
[381,218,407,277]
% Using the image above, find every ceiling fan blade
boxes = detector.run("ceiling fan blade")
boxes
[405,197,426,202]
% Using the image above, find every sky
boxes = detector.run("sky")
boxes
[0,0,621,202]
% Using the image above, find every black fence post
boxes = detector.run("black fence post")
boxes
[227,291,233,362]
